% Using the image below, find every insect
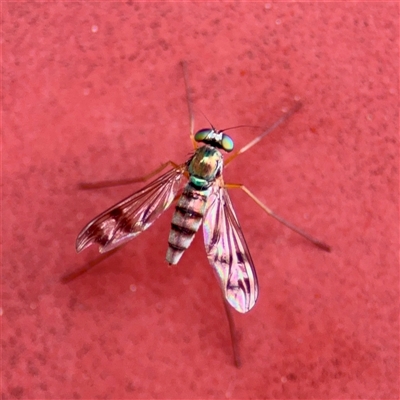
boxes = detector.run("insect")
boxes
[65,62,331,366]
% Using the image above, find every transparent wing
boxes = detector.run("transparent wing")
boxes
[76,166,186,253]
[203,184,259,313]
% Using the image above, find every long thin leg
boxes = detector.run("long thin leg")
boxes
[225,102,302,167]
[61,246,125,283]
[180,60,197,150]
[225,183,331,252]
[78,160,182,190]
[79,64,194,191]
[222,297,242,368]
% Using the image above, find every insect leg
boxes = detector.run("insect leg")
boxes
[222,297,242,368]
[225,183,331,252]
[61,246,125,283]
[225,102,302,167]
[180,60,197,150]
[79,160,182,190]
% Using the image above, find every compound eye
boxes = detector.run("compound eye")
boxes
[194,128,213,143]
[221,134,234,152]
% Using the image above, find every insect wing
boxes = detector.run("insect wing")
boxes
[203,185,259,313]
[76,167,186,253]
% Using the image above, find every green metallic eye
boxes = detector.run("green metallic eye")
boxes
[194,128,212,143]
[222,134,234,152]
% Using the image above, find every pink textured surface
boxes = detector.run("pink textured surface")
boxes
[3,3,399,399]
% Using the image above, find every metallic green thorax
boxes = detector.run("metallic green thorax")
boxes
[188,146,223,189]
[167,144,223,265]
[167,133,231,265]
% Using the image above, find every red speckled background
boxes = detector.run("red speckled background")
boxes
[3,2,399,399]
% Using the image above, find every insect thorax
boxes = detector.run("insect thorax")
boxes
[188,145,223,189]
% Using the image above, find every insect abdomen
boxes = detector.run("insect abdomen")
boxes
[167,185,210,265]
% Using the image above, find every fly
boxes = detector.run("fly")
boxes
[64,61,331,366]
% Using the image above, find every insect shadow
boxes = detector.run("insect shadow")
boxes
[62,61,331,367]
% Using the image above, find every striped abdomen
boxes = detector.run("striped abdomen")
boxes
[166,184,210,265]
